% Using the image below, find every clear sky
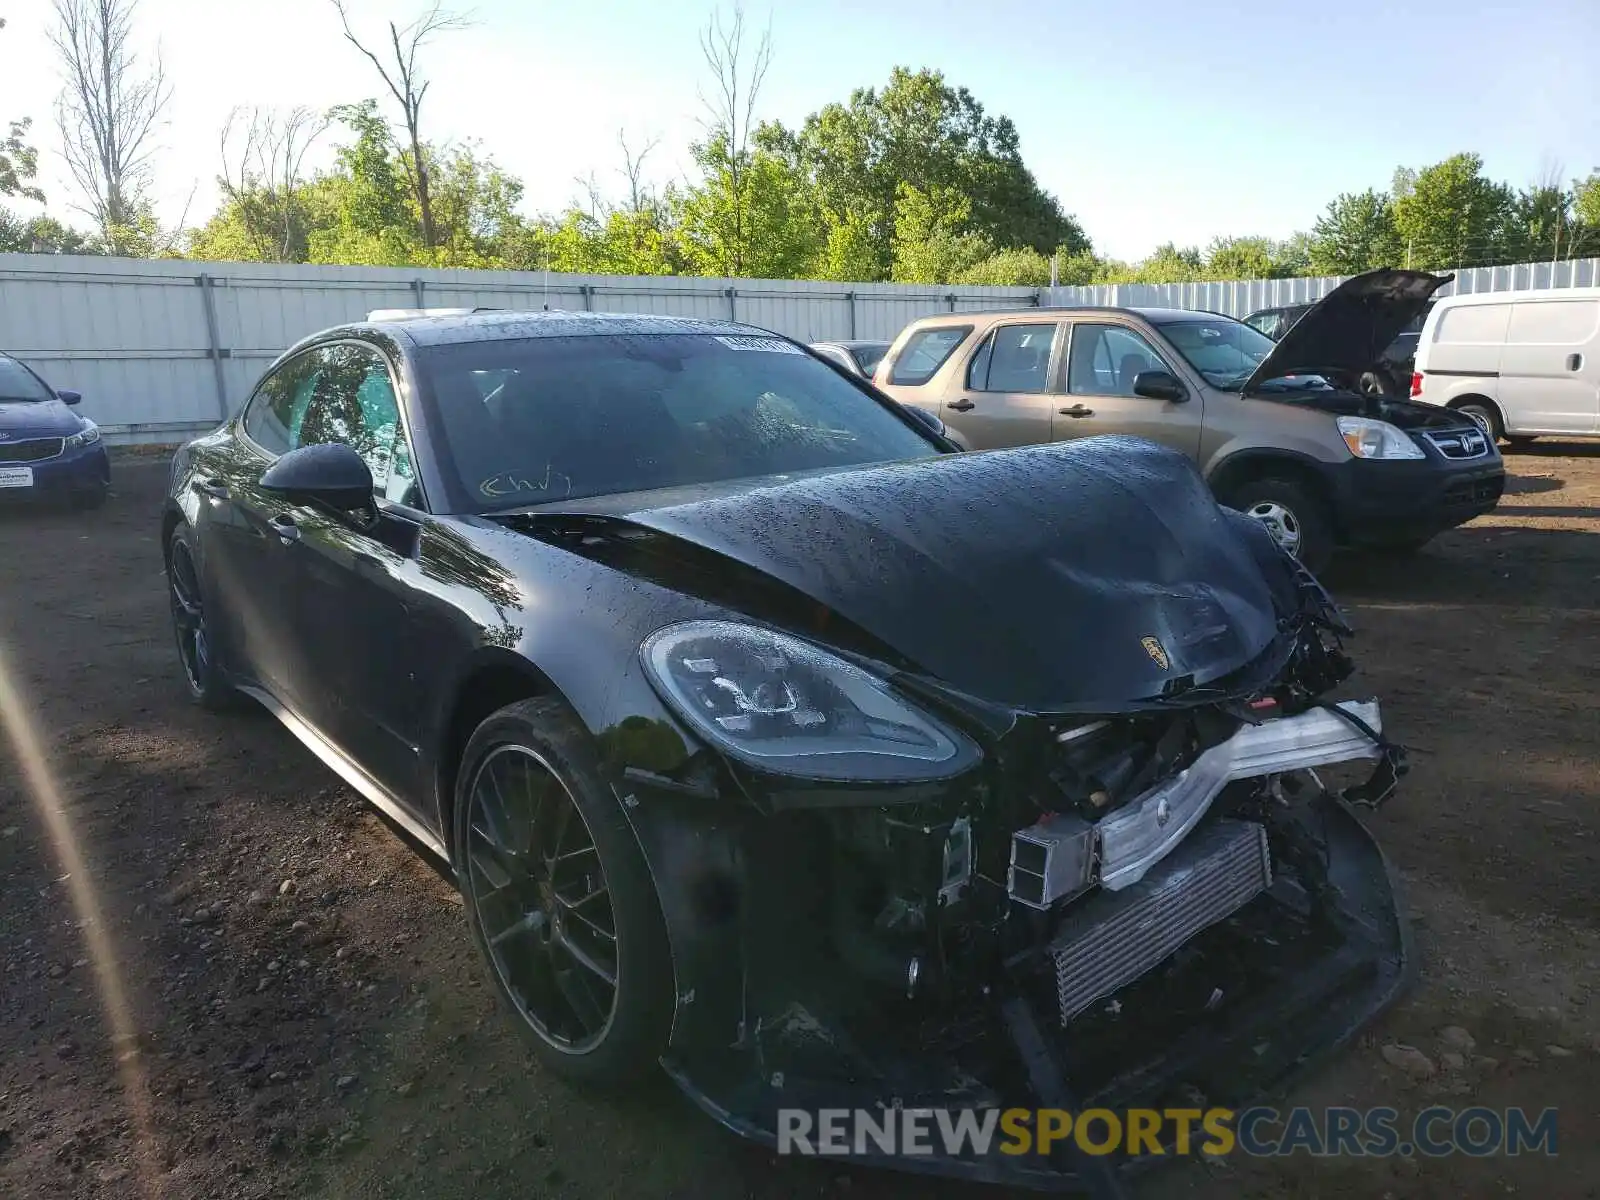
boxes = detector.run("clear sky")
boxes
[2,0,1597,261]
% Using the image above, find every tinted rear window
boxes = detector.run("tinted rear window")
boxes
[888,327,972,386]
[419,333,942,511]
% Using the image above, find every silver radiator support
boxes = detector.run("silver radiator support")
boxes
[1049,819,1272,1024]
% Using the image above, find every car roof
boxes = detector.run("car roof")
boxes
[902,305,1236,325]
[813,338,891,349]
[311,308,773,349]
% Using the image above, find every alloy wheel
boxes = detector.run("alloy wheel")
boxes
[1245,500,1302,557]
[169,543,210,693]
[465,745,619,1054]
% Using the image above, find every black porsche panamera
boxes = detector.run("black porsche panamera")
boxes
[163,310,1412,1191]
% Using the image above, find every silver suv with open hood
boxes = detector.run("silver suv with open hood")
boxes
[877,268,1505,572]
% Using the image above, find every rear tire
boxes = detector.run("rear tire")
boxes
[454,698,673,1087]
[1222,477,1335,575]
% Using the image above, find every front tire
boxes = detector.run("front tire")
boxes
[454,698,673,1086]
[167,527,236,710]
[1223,477,1335,575]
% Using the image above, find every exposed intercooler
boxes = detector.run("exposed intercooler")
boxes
[1007,699,1382,910]
[1048,819,1272,1023]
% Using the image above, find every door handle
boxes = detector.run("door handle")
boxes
[267,513,301,545]
[193,476,230,500]
[1058,404,1095,418]
[948,398,976,412]
[1567,353,1584,372]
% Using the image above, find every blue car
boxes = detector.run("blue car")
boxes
[0,353,110,507]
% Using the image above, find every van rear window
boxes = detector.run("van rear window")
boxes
[888,326,972,386]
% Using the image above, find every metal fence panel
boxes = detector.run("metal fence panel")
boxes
[5,252,1599,443]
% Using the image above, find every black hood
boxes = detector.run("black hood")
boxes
[1242,268,1451,394]
[527,438,1294,712]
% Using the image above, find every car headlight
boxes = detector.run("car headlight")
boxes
[641,620,980,781]
[1336,416,1423,460]
[65,422,101,448]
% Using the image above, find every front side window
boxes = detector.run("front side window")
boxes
[419,333,942,511]
[968,324,1057,393]
[241,353,314,455]
[0,357,56,403]
[1067,324,1170,396]
[888,326,972,386]
[243,344,417,504]
[292,343,417,503]
[1150,318,1279,391]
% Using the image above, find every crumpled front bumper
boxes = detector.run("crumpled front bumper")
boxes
[662,793,1413,1194]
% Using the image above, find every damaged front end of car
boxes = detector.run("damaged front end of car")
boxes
[620,558,1410,1193]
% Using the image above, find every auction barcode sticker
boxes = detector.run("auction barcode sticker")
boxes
[715,335,803,354]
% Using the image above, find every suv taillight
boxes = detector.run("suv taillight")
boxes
[1409,371,1424,398]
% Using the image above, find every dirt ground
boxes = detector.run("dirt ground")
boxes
[1,445,1597,1200]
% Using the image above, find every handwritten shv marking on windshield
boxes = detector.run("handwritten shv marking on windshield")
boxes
[479,462,573,499]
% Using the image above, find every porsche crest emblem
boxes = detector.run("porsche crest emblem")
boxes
[1141,636,1170,671]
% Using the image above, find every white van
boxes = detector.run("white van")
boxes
[1412,287,1600,443]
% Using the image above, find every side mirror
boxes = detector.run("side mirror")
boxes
[899,403,947,437]
[259,442,374,512]
[1132,370,1188,403]
[57,389,82,406]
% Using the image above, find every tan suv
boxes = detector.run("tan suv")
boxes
[873,269,1505,571]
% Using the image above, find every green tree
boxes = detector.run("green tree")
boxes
[1309,189,1401,274]
[889,182,992,283]
[952,246,1052,287]
[306,101,418,265]
[1,18,44,204]
[1204,235,1299,280]
[772,66,1085,280]
[675,135,821,277]
[0,211,100,253]
[1571,173,1600,258]
[1509,182,1572,262]
[1391,153,1516,270]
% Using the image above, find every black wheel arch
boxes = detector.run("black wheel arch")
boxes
[431,647,559,855]
[1206,449,1339,521]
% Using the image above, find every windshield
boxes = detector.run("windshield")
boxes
[0,358,54,403]
[420,333,943,511]
[1154,318,1328,392]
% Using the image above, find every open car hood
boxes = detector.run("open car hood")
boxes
[523,438,1296,712]
[1241,268,1452,395]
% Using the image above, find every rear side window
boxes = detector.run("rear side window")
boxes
[1506,300,1600,345]
[967,324,1057,392]
[1244,311,1284,339]
[1436,303,1512,345]
[888,326,972,386]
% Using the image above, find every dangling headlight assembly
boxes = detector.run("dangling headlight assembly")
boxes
[640,621,980,782]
